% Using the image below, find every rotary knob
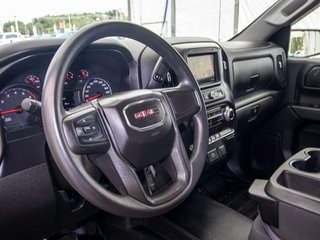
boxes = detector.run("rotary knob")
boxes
[223,106,235,122]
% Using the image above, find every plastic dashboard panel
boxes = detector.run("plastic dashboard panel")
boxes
[232,57,274,98]
[219,41,287,93]
[220,41,286,135]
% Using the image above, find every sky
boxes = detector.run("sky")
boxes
[0,0,128,23]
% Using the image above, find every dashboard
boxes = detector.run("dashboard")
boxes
[0,37,287,239]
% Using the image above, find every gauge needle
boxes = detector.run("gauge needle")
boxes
[0,107,23,115]
[86,93,102,102]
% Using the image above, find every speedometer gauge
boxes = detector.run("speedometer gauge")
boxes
[0,86,40,128]
[83,76,112,102]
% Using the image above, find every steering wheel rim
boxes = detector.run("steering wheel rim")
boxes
[42,21,208,217]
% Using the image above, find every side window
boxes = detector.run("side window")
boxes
[289,7,320,58]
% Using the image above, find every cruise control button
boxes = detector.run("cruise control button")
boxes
[74,113,108,145]
[76,127,85,136]
[80,134,107,144]
[83,125,92,134]
[82,124,99,135]
[75,114,97,127]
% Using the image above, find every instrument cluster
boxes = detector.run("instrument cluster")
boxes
[0,66,118,130]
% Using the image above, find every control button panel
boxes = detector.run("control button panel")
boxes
[208,128,234,145]
[189,127,235,163]
[207,143,227,164]
[206,128,235,164]
[74,114,108,145]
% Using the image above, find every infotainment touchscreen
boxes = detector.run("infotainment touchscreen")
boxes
[187,53,217,84]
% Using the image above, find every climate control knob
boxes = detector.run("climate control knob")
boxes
[223,106,235,122]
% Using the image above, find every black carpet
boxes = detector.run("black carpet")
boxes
[199,169,259,220]
[166,193,253,240]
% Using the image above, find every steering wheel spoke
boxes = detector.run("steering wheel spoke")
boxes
[161,86,201,124]
[90,118,191,206]
[62,103,109,155]
[90,150,149,204]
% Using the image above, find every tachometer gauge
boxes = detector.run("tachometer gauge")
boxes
[24,74,41,89]
[0,86,40,128]
[83,76,112,102]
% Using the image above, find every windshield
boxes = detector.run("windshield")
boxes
[0,0,277,45]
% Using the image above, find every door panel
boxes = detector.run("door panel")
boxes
[244,57,320,178]
[292,58,320,154]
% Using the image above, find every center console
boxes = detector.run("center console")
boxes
[249,148,320,240]
[145,41,237,166]
[186,46,236,165]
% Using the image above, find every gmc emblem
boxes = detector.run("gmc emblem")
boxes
[134,107,160,120]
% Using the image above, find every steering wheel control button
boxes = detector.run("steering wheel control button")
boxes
[83,125,92,134]
[76,127,85,136]
[83,124,98,135]
[74,114,107,145]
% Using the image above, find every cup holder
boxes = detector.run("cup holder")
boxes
[291,151,320,173]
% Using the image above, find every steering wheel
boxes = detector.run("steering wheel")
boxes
[42,21,208,217]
